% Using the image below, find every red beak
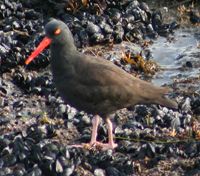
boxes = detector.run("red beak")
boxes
[25,37,52,65]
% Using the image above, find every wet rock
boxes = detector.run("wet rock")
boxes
[94,168,105,176]
[13,100,24,110]
[190,10,200,23]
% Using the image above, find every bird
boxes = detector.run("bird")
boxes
[25,19,178,150]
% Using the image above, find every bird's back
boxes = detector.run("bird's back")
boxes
[51,51,177,118]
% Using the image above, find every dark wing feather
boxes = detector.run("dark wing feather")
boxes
[70,54,175,109]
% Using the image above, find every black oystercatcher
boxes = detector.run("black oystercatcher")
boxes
[25,19,178,150]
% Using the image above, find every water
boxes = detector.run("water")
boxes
[99,0,200,87]
[142,0,200,86]
[150,27,200,86]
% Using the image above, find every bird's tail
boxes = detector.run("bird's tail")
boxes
[155,96,178,109]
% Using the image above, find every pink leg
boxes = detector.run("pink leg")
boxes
[89,115,99,146]
[95,118,118,150]
[71,115,99,149]
[72,115,118,150]
[107,118,118,149]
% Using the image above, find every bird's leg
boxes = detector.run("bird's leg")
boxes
[106,118,118,149]
[95,118,118,150]
[89,115,99,146]
[70,115,99,149]
[72,115,118,150]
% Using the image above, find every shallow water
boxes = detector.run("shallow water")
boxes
[135,1,200,86]
[93,0,200,87]
[103,26,200,87]
[142,0,200,86]
[144,0,199,9]
[150,27,200,86]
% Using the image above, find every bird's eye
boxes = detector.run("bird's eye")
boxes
[54,29,61,34]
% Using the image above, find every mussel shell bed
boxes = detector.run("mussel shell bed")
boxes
[0,0,200,175]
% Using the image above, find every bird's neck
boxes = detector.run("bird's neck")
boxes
[50,43,77,78]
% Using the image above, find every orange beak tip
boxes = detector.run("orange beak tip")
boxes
[25,60,29,65]
[25,37,52,65]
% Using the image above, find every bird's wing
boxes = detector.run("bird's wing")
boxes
[70,55,171,108]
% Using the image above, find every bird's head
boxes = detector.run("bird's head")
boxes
[25,19,74,65]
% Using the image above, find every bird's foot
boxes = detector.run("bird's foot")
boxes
[69,143,95,150]
[93,141,118,150]
[70,142,118,151]
[70,144,86,148]
[70,143,96,150]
